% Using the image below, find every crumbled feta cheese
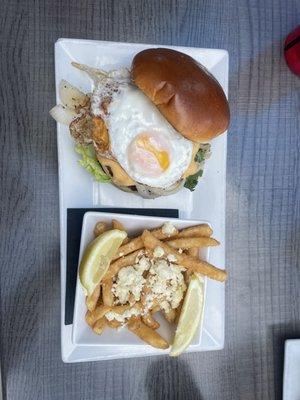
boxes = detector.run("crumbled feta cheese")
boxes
[171,288,185,309]
[145,259,186,312]
[136,256,151,272]
[112,255,150,304]
[153,246,165,258]
[105,307,140,323]
[161,300,170,312]
[178,248,183,254]
[111,244,186,317]
[167,254,177,262]
[135,250,145,263]
[162,222,177,237]
[112,266,145,304]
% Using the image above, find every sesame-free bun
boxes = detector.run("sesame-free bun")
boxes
[131,48,230,142]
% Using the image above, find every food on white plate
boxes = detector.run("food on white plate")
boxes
[50,48,230,198]
[79,220,227,355]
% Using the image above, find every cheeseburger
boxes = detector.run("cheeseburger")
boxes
[50,48,230,198]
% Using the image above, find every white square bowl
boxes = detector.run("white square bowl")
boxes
[73,212,210,352]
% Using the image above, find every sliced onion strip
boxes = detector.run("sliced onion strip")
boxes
[49,104,77,125]
[59,80,88,110]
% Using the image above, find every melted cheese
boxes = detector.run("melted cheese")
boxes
[92,117,109,152]
[182,142,201,178]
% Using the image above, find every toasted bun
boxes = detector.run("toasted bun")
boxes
[131,48,230,142]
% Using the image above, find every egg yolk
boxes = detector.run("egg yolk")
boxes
[136,134,170,171]
[128,133,171,177]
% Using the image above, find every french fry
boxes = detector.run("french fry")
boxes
[113,238,143,261]
[127,317,169,349]
[176,224,213,238]
[94,221,108,237]
[112,219,129,244]
[104,249,143,280]
[153,226,179,239]
[128,293,139,306]
[102,278,114,306]
[132,301,143,312]
[110,304,131,314]
[112,226,179,261]
[85,311,94,327]
[140,285,151,307]
[184,269,192,285]
[112,219,125,231]
[85,284,101,311]
[142,313,160,329]
[167,237,220,249]
[188,247,199,258]
[186,248,197,284]
[174,302,183,325]
[106,319,122,329]
[163,308,176,323]
[93,317,106,335]
[149,298,161,312]
[150,305,160,314]
[85,305,111,326]
[142,230,227,282]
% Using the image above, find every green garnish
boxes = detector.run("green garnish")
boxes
[184,169,204,191]
[184,148,207,192]
[75,145,111,182]
[195,148,206,164]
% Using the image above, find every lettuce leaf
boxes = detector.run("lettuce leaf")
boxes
[75,145,111,182]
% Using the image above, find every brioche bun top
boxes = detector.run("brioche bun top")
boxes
[131,48,230,142]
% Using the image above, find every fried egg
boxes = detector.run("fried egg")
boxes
[91,72,193,188]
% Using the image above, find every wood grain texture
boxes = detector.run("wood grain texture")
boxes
[1,0,300,399]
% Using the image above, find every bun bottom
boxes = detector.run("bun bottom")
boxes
[101,159,185,198]
[111,179,185,199]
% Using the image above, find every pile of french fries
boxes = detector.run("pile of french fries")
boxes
[84,219,227,350]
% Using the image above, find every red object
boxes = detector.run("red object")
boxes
[284,26,300,76]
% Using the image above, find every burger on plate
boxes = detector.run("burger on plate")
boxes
[50,48,230,198]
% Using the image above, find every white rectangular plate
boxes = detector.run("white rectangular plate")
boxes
[55,38,228,363]
[283,339,300,400]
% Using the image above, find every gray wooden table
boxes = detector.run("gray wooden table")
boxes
[1,0,300,399]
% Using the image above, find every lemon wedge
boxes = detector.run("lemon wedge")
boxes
[79,229,127,296]
[170,274,205,357]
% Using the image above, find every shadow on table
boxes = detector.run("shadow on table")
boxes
[268,323,300,400]
[145,357,202,400]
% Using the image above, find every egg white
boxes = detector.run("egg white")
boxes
[92,77,193,188]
